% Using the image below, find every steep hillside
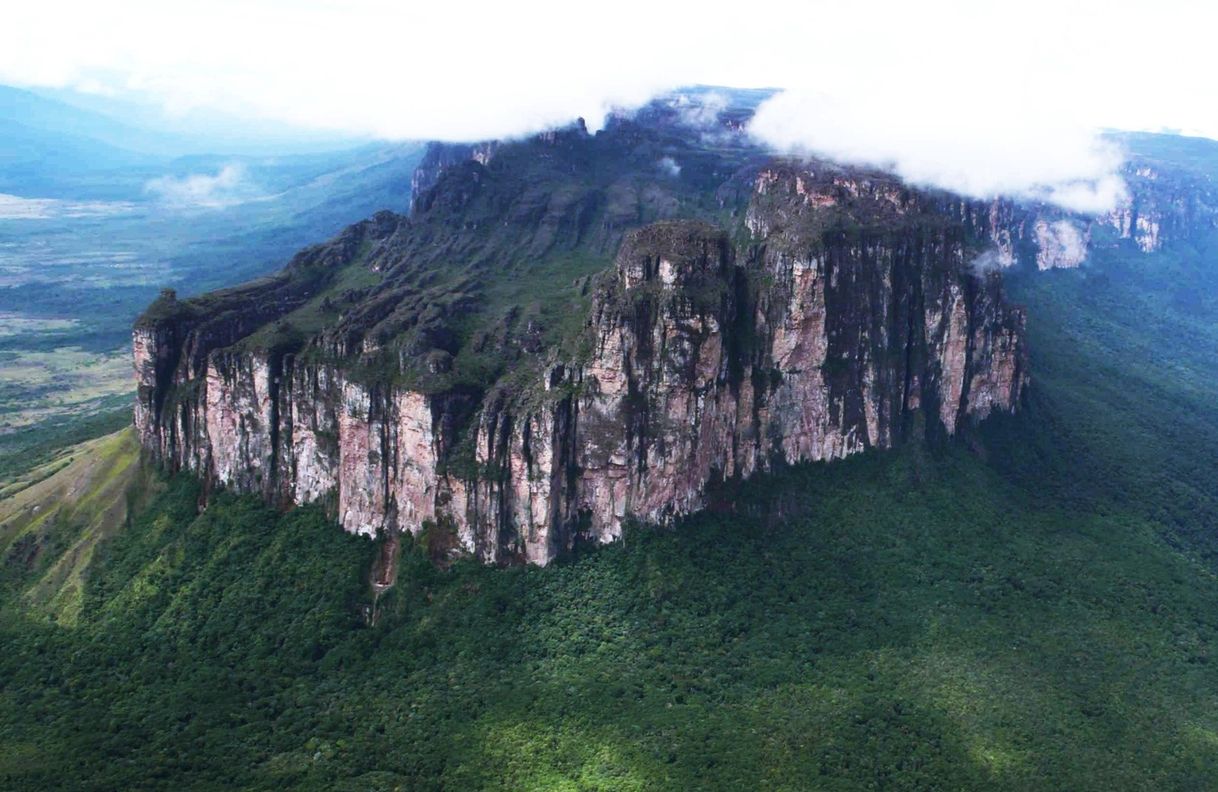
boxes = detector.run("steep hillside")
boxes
[0,429,159,625]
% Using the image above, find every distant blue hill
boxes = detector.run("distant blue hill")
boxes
[0,84,384,199]
[0,82,427,356]
[0,86,164,198]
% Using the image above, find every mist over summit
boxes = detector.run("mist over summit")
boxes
[7,1,1213,215]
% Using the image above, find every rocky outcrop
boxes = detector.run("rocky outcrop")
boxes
[134,151,1027,566]
[937,158,1218,270]
[409,141,501,206]
[1099,161,1218,253]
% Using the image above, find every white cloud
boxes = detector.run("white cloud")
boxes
[1033,218,1090,269]
[969,249,1010,277]
[748,89,1130,213]
[657,157,682,178]
[144,164,253,208]
[672,92,728,131]
[2,0,1216,212]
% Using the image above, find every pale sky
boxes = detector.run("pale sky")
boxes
[2,0,1214,211]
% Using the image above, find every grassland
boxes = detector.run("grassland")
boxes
[0,429,158,626]
[0,344,133,481]
[0,346,132,432]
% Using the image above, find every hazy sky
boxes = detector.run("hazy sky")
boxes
[2,0,1212,211]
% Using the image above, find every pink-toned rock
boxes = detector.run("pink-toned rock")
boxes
[133,173,1030,567]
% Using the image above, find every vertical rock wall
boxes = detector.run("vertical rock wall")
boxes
[134,167,1027,566]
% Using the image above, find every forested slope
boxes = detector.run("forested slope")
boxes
[4,229,1218,789]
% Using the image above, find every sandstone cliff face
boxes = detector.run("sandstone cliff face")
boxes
[134,152,1027,566]
[941,159,1218,270]
[1099,161,1218,253]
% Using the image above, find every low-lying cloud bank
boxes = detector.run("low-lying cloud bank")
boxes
[5,0,1212,215]
[144,164,256,209]
[748,90,1127,214]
